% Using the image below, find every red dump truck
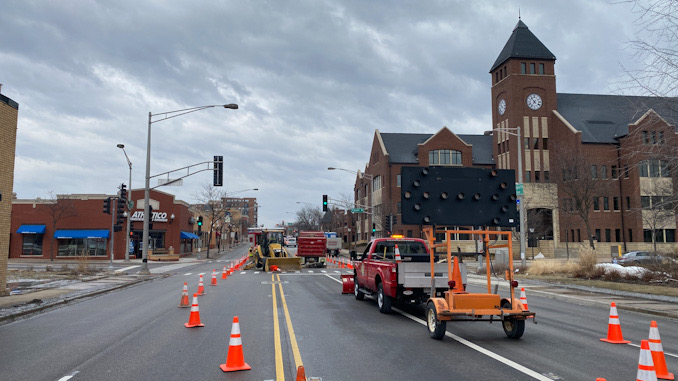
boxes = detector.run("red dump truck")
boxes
[296,231,327,268]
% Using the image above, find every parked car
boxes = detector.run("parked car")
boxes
[617,251,671,266]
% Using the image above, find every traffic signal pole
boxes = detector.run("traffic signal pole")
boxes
[108,198,117,271]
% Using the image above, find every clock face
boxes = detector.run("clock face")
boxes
[526,94,542,110]
[498,99,506,115]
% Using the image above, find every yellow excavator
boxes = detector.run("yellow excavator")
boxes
[251,229,301,271]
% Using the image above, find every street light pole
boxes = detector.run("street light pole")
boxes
[117,144,132,262]
[328,167,373,241]
[485,127,526,267]
[139,103,238,275]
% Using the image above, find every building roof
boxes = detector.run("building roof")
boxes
[490,20,556,72]
[556,93,678,143]
[379,132,493,165]
[0,93,19,110]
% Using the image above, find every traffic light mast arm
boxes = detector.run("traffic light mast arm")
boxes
[325,196,373,215]
[149,160,217,190]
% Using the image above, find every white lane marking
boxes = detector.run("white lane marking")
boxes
[184,273,192,276]
[240,271,246,274]
[254,271,260,274]
[114,265,139,273]
[322,274,551,381]
[308,270,314,273]
[628,342,678,358]
[58,371,79,381]
[321,270,327,273]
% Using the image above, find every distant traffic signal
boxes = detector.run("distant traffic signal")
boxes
[197,216,203,234]
[322,195,328,211]
[385,215,392,234]
[103,197,111,214]
[372,223,376,236]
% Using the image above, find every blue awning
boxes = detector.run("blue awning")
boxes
[54,230,110,239]
[16,224,46,234]
[181,231,200,239]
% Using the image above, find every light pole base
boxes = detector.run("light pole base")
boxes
[137,268,151,276]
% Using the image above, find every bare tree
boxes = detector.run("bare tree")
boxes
[617,0,678,100]
[550,146,607,249]
[295,205,322,231]
[193,183,228,259]
[39,192,77,261]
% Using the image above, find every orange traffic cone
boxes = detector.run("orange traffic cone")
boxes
[197,274,206,296]
[178,282,190,308]
[637,339,658,381]
[296,365,307,381]
[649,321,674,380]
[210,269,218,286]
[222,266,228,280]
[394,245,402,263]
[228,263,234,275]
[184,294,205,328]
[220,316,251,372]
[451,256,464,292]
[600,302,630,344]
[520,287,529,310]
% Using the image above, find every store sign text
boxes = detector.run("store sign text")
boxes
[130,211,169,222]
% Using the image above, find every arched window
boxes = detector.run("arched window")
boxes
[428,149,462,165]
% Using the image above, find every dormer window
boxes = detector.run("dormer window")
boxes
[429,149,462,166]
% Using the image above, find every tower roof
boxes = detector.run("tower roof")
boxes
[490,20,556,72]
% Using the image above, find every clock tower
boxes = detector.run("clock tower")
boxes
[490,19,556,184]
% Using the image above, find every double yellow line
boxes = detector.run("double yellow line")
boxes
[271,274,303,381]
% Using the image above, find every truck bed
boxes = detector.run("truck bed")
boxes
[296,236,326,257]
[397,262,467,288]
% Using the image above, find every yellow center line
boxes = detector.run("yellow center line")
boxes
[277,274,303,369]
[272,274,284,381]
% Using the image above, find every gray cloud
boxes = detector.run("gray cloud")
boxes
[1,0,642,227]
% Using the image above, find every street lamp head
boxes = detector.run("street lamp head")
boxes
[253,188,259,191]
[117,144,125,148]
[327,167,336,170]
[223,104,238,109]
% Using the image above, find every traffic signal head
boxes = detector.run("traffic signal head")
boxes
[116,198,125,224]
[322,194,328,211]
[372,222,376,236]
[213,156,223,187]
[103,197,111,214]
[197,216,203,234]
[120,183,127,202]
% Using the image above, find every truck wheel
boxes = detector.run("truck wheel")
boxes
[426,302,446,340]
[354,275,365,300]
[377,283,391,314]
[501,301,525,339]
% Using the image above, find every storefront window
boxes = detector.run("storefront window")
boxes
[22,234,44,256]
[58,238,107,256]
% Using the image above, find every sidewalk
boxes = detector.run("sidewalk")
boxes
[0,244,247,323]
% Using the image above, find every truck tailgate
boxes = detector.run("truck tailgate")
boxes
[397,262,467,288]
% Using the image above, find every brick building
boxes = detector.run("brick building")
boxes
[0,87,19,295]
[355,20,678,256]
[10,189,199,260]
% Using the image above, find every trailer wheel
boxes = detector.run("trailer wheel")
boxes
[426,302,446,340]
[377,283,391,313]
[354,275,365,300]
[501,301,525,339]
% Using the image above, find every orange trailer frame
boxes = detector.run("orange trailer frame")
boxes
[422,227,536,339]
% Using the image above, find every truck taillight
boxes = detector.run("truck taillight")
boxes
[511,281,519,288]
[448,280,456,289]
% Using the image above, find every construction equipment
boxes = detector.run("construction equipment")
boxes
[252,228,302,271]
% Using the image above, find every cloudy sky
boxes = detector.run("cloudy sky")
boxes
[2,0,647,227]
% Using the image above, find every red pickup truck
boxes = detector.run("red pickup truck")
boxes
[351,237,462,313]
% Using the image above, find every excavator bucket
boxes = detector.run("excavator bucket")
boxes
[265,257,302,272]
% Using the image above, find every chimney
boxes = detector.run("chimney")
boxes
[0,83,3,93]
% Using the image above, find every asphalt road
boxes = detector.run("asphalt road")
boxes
[1,245,677,381]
